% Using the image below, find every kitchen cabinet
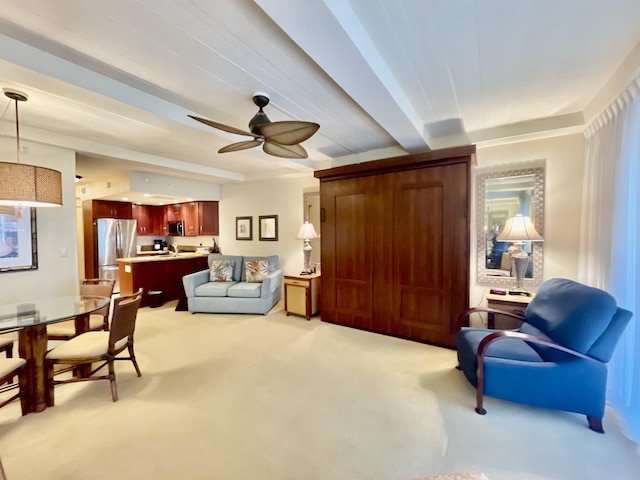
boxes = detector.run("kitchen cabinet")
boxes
[163,201,219,236]
[89,200,132,219]
[198,201,219,235]
[314,145,475,348]
[132,204,164,236]
[118,254,209,307]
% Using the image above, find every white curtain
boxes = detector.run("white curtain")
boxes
[580,78,640,443]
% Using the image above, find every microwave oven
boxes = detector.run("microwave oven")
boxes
[168,220,184,236]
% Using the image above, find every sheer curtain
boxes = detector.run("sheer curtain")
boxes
[580,78,640,443]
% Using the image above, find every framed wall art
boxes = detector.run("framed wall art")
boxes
[235,216,253,240]
[0,206,38,273]
[259,215,278,241]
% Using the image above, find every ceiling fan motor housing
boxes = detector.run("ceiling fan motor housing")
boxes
[249,93,271,135]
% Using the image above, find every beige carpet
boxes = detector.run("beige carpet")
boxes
[0,301,638,480]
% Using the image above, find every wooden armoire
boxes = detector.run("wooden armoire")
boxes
[314,145,475,347]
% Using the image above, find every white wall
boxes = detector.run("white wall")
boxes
[219,175,320,275]
[0,138,79,302]
[472,133,585,309]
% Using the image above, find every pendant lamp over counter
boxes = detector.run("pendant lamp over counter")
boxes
[0,88,62,207]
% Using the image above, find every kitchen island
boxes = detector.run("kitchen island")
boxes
[118,253,211,307]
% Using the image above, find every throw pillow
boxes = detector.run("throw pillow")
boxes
[210,260,234,282]
[245,260,268,283]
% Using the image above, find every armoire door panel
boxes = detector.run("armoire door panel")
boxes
[316,146,474,347]
[320,176,377,329]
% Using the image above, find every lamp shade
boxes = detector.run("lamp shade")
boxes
[296,221,319,240]
[0,162,62,207]
[496,214,543,242]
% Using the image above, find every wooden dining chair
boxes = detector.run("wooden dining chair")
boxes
[45,288,143,405]
[0,357,27,416]
[47,278,116,341]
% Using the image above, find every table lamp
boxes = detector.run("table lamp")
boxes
[496,213,543,294]
[296,221,319,274]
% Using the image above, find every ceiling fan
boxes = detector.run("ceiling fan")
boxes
[188,93,319,159]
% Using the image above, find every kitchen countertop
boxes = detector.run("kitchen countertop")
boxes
[117,252,210,263]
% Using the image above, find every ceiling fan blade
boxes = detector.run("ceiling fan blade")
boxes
[263,141,308,159]
[188,115,257,138]
[259,121,319,145]
[218,140,263,153]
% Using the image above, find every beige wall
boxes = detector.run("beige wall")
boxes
[472,133,585,307]
[0,138,80,302]
[219,176,320,275]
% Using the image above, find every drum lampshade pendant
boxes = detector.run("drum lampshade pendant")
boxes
[0,89,62,207]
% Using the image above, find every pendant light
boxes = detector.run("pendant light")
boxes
[0,88,62,207]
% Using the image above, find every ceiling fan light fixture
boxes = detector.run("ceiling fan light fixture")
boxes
[0,88,63,207]
[188,92,319,159]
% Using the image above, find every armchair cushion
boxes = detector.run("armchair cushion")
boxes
[525,278,617,354]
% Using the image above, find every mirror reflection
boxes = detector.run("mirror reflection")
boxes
[485,175,536,278]
[477,165,545,286]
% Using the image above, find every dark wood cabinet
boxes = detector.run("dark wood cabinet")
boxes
[90,200,132,219]
[132,204,164,236]
[163,201,218,236]
[197,201,219,236]
[314,145,475,347]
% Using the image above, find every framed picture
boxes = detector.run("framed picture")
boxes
[259,215,278,241]
[0,206,38,273]
[236,216,253,240]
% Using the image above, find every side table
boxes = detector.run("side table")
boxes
[485,289,534,329]
[284,272,321,320]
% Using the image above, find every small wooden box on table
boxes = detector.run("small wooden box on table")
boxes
[284,273,321,320]
[485,289,534,329]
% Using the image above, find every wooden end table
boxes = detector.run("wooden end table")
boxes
[485,289,534,329]
[284,273,321,320]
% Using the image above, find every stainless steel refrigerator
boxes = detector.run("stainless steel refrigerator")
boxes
[96,218,137,293]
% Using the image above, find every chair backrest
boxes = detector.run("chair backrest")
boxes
[524,278,623,355]
[81,278,116,319]
[108,288,143,349]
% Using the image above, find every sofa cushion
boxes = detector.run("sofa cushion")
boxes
[241,255,278,281]
[227,282,262,298]
[194,281,237,297]
[208,255,244,281]
[209,260,234,282]
[245,260,268,283]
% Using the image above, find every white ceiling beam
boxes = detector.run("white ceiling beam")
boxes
[255,0,432,152]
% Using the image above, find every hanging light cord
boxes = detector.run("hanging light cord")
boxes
[13,97,21,164]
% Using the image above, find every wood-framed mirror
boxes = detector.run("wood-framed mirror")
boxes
[476,164,545,287]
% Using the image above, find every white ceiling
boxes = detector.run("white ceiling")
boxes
[1,0,640,203]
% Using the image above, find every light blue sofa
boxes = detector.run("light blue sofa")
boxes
[182,254,283,315]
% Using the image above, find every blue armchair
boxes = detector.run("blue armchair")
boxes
[456,278,632,433]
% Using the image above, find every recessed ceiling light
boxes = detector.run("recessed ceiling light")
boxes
[143,193,150,197]
[122,197,129,201]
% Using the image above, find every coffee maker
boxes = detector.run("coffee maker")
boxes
[153,239,163,251]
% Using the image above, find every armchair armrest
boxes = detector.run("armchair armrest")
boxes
[457,307,525,329]
[182,269,210,298]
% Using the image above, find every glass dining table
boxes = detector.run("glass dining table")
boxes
[0,295,110,414]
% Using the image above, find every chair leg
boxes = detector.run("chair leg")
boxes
[108,361,118,402]
[45,360,55,408]
[18,365,29,416]
[475,366,487,415]
[128,344,142,377]
[587,416,605,433]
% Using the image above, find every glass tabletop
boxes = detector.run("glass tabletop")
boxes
[0,295,110,331]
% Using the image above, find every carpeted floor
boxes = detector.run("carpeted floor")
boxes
[0,300,638,479]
